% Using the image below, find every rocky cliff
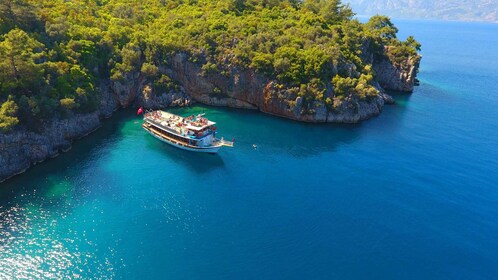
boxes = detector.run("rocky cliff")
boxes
[162,52,415,123]
[374,54,421,93]
[0,50,419,182]
[0,83,189,183]
[110,48,419,122]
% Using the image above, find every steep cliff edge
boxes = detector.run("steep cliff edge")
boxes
[161,52,417,123]
[0,50,419,183]
[373,52,421,93]
[0,0,423,183]
[0,83,188,183]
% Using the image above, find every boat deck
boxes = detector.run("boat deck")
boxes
[143,123,222,149]
[143,110,234,150]
[144,110,215,133]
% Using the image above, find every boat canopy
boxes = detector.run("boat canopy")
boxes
[146,110,216,132]
[184,121,215,131]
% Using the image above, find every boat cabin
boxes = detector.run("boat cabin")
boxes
[143,111,217,148]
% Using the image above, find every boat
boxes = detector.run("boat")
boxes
[142,110,234,153]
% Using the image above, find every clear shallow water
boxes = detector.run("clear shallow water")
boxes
[1,20,498,279]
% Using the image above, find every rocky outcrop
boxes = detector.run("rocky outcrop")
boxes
[138,84,191,109]
[0,113,101,182]
[0,82,188,183]
[99,82,121,117]
[111,71,144,107]
[106,50,418,123]
[261,83,393,123]
[0,49,420,182]
[165,53,262,110]
[164,53,412,123]
[373,53,421,93]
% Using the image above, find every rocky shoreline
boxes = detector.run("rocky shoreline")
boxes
[0,52,420,183]
[0,88,112,183]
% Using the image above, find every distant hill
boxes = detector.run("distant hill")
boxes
[344,0,498,23]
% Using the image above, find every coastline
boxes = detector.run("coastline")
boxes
[0,52,419,183]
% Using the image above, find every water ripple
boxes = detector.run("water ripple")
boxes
[0,203,116,279]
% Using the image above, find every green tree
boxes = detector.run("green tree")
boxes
[141,62,159,78]
[0,0,420,128]
[365,15,398,41]
[0,0,40,34]
[405,36,421,51]
[0,97,19,132]
[0,28,45,97]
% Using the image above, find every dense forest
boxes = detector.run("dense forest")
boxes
[0,0,420,132]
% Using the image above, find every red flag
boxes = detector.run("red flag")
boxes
[232,137,235,143]
[137,107,144,115]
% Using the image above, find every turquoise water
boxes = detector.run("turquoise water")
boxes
[1,20,498,279]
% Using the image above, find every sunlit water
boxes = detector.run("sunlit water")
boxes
[1,20,497,279]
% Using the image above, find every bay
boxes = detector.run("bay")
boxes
[1,20,497,279]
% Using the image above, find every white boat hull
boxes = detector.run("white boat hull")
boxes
[145,127,221,154]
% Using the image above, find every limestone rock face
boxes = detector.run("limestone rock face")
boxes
[165,53,263,109]
[138,84,192,109]
[0,48,420,182]
[0,71,196,182]
[0,83,118,182]
[163,53,416,123]
[373,54,421,93]
[0,113,101,182]
[99,82,121,118]
[111,71,142,107]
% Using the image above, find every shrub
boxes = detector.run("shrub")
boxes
[0,99,19,132]
[60,98,79,110]
[141,62,159,78]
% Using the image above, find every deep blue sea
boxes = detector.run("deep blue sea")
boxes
[1,20,498,279]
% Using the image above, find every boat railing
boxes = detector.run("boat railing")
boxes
[143,110,234,149]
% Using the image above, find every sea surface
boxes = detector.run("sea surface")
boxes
[1,20,497,279]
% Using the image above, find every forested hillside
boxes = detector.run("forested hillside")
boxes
[0,0,420,132]
[345,0,498,22]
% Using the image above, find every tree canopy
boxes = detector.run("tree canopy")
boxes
[0,0,420,131]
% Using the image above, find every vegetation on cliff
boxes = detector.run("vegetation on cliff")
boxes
[0,0,420,132]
